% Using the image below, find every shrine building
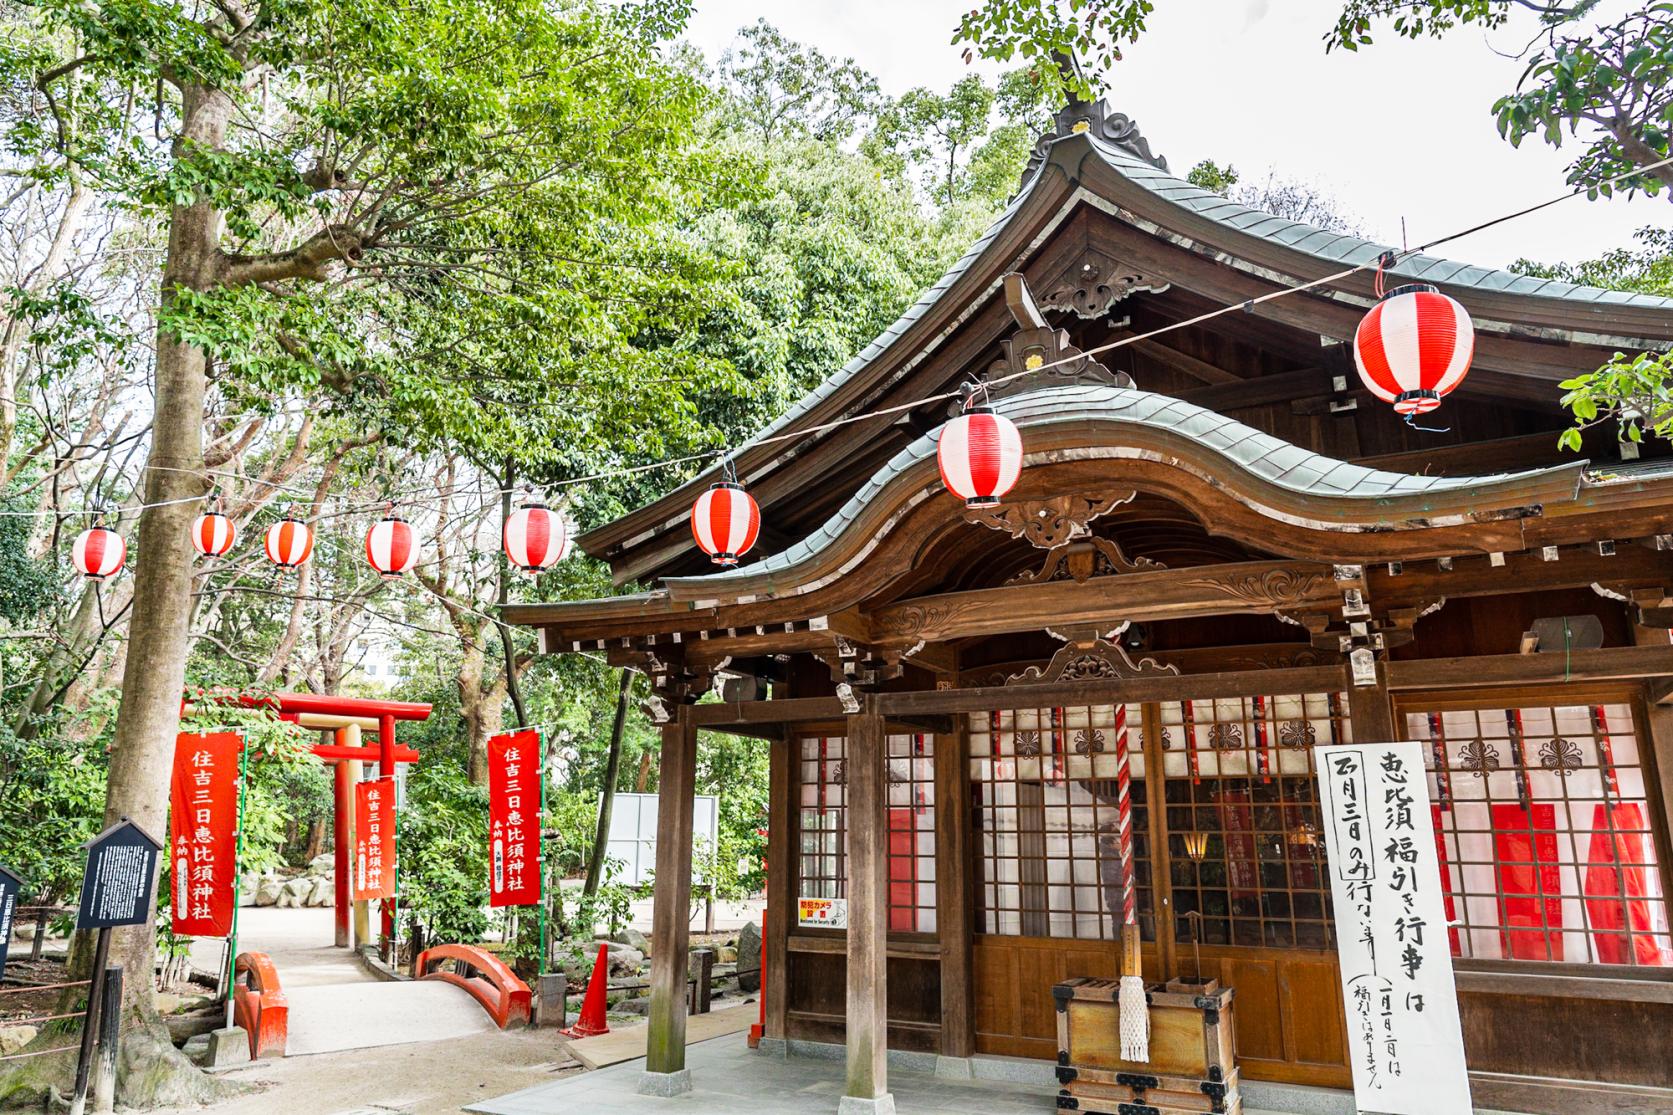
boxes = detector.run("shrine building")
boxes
[504,97,1673,1114]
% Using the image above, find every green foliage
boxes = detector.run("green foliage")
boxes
[1327,1,1673,196]
[696,733,768,901]
[398,759,492,946]
[951,1,1155,106]
[1186,159,1240,195]
[0,500,58,626]
[0,718,107,902]
[716,19,883,143]
[1518,228,1673,448]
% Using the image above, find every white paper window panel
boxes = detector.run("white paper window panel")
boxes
[601,791,718,886]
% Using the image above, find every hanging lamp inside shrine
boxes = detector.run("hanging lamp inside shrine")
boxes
[365,512,417,578]
[264,515,315,569]
[1353,265,1474,422]
[72,525,126,580]
[190,510,236,558]
[503,501,567,573]
[937,398,1023,508]
[691,472,759,566]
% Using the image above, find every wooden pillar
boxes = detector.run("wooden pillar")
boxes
[642,705,698,1095]
[332,734,354,948]
[1346,661,1397,742]
[934,721,973,1058]
[844,695,893,1112]
[765,734,793,1040]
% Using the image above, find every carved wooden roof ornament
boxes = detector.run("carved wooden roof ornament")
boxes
[1008,537,1164,585]
[977,273,1133,405]
[1006,636,1180,687]
[1020,96,1169,192]
[965,491,1134,550]
[1039,248,1170,320]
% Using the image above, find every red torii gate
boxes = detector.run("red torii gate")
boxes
[193,691,431,950]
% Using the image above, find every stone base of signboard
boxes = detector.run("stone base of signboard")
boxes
[837,1094,895,1115]
[203,1026,251,1070]
[637,1068,692,1097]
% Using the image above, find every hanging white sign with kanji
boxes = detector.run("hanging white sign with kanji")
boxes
[1317,741,1471,1115]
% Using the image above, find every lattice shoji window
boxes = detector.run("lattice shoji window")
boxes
[1403,699,1672,967]
[1158,693,1351,950]
[794,734,937,932]
[968,704,1153,941]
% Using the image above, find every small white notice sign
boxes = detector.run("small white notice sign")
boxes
[1317,741,1472,1115]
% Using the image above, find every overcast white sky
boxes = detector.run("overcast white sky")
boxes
[682,0,1666,271]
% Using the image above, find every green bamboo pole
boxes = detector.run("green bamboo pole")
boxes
[536,728,547,977]
[225,734,250,1030]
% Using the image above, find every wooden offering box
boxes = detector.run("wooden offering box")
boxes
[1053,977,1239,1115]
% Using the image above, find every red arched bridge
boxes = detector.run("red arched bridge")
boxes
[233,945,531,1057]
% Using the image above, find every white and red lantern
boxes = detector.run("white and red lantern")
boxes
[503,502,567,573]
[264,517,314,568]
[691,481,759,566]
[937,406,1022,508]
[190,512,236,558]
[72,526,126,580]
[1353,283,1475,417]
[365,516,417,578]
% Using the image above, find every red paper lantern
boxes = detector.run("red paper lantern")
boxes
[691,481,760,566]
[503,503,567,573]
[937,406,1023,507]
[1353,283,1475,417]
[190,512,236,558]
[365,516,416,578]
[72,526,126,580]
[264,517,314,568]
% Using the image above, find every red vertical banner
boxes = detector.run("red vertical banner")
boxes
[488,730,542,908]
[354,778,396,901]
[169,732,242,937]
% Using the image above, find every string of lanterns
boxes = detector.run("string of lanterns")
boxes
[69,277,1474,581]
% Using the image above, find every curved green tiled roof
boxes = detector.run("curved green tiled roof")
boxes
[662,384,1587,596]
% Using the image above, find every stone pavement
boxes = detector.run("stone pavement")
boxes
[467,1035,1055,1115]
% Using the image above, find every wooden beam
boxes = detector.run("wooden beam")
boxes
[644,707,697,1090]
[884,713,957,735]
[1118,333,1242,385]
[693,698,845,727]
[845,696,891,1108]
[764,737,792,1041]
[883,664,1352,715]
[1384,645,1673,691]
[935,721,974,1058]
[1347,662,1396,742]
[868,560,1339,644]
[1176,366,1339,412]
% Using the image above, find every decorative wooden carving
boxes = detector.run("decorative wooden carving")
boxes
[1007,537,1165,585]
[965,492,1134,550]
[640,647,712,724]
[1020,97,1169,191]
[872,601,983,640]
[1006,637,1180,687]
[1039,250,1169,319]
[1186,568,1330,610]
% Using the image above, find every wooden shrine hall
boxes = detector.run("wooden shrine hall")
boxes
[505,96,1673,1114]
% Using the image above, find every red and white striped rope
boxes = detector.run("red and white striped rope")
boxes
[1114,703,1136,926]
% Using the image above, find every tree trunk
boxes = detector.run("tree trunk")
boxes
[94,81,230,1014]
[583,668,633,899]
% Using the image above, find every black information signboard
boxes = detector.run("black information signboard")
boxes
[0,864,20,981]
[75,819,162,931]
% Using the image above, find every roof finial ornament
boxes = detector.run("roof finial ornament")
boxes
[1018,51,1168,192]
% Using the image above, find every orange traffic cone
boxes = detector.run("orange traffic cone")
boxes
[561,944,610,1039]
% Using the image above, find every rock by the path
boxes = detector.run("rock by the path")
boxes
[306,852,335,876]
[306,876,332,906]
[277,877,312,908]
[614,995,651,1016]
[611,926,651,955]
[607,947,644,975]
[0,1025,38,1055]
[716,946,738,964]
[236,873,262,905]
[254,878,284,906]
[736,920,761,992]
